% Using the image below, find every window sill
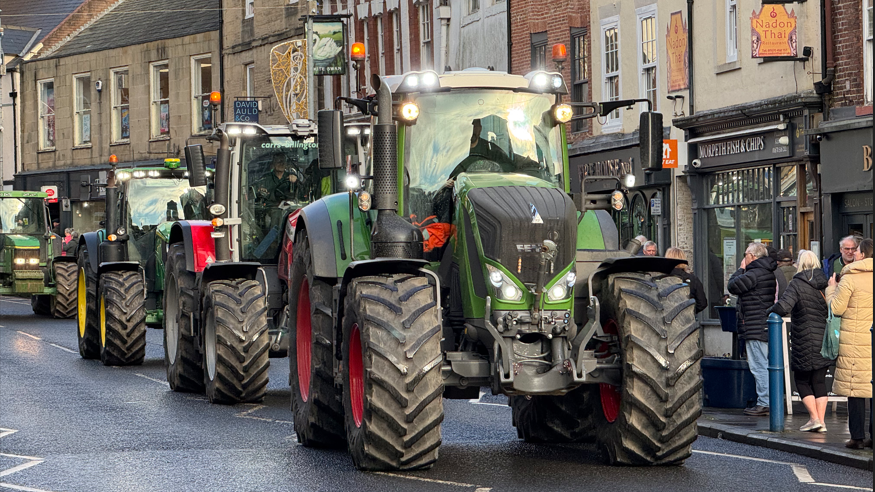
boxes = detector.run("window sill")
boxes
[38,148,56,153]
[600,123,623,134]
[149,136,171,142]
[715,61,740,74]
[72,144,92,150]
[110,141,130,146]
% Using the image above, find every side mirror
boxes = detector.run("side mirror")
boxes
[317,110,344,170]
[184,145,208,187]
[640,111,664,172]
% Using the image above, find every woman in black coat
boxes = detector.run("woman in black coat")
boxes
[769,250,832,432]
[665,247,708,313]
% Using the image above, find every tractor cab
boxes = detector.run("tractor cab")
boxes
[0,191,54,295]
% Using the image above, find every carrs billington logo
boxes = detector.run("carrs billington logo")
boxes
[530,203,543,224]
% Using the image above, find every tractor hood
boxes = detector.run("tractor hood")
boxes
[461,179,576,285]
[2,234,41,248]
[456,172,557,192]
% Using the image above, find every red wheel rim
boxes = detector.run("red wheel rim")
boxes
[296,278,312,402]
[600,318,621,423]
[349,323,364,428]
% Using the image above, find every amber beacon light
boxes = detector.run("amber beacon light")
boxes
[552,44,568,64]
[209,91,222,107]
[351,42,366,62]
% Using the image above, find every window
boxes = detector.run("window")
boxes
[571,28,589,132]
[637,7,657,111]
[469,0,479,14]
[245,0,254,18]
[530,32,547,71]
[73,74,92,146]
[420,3,432,69]
[866,0,873,102]
[601,17,621,129]
[726,0,738,62]
[111,68,130,143]
[150,61,170,138]
[246,64,255,97]
[38,79,55,150]
[192,56,213,134]
[393,11,402,72]
[378,16,385,75]
[363,21,371,90]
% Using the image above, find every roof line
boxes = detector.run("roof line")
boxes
[19,29,43,57]
[41,0,126,58]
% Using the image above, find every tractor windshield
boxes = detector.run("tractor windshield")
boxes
[239,135,321,262]
[0,198,46,234]
[403,90,564,221]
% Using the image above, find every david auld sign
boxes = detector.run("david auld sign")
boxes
[751,5,798,58]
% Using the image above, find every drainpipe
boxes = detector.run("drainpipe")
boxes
[218,16,225,123]
[686,0,694,116]
[10,68,18,180]
[819,0,836,120]
[506,0,512,73]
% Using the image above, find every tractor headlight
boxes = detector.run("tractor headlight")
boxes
[400,102,419,122]
[345,175,361,190]
[116,227,126,236]
[547,271,576,301]
[486,264,522,302]
[28,258,39,265]
[209,203,226,216]
[14,258,25,265]
[554,104,573,123]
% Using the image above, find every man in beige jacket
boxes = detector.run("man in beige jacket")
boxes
[826,238,873,449]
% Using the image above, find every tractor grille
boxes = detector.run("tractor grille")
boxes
[468,186,576,284]
[14,248,41,270]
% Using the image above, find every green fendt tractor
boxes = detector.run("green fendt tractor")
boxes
[0,190,77,317]
[76,158,208,365]
[284,69,702,470]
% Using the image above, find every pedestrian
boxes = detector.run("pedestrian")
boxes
[767,245,789,300]
[52,218,61,235]
[776,249,796,285]
[825,238,873,449]
[727,242,777,416]
[665,247,708,313]
[62,229,78,257]
[824,235,860,281]
[642,241,658,256]
[767,250,831,433]
[633,235,648,256]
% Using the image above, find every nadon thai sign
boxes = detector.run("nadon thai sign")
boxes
[665,11,689,92]
[751,5,798,58]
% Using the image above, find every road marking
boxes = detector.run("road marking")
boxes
[0,430,17,439]
[46,343,76,354]
[693,450,870,490]
[0,458,44,478]
[471,402,510,407]
[234,404,292,424]
[372,472,489,490]
[0,483,58,492]
[134,373,169,387]
[14,332,40,341]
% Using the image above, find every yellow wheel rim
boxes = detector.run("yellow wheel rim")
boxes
[78,268,87,337]
[100,295,107,348]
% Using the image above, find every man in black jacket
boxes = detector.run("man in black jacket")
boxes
[728,242,778,416]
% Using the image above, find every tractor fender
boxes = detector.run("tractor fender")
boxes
[79,232,103,273]
[97,261,141,277]
[199,261,261,287]
[583,255,687,308]
[52,255,77,264]
[168,220,215,273]
[290,200,339,279]
[278,209,303,283]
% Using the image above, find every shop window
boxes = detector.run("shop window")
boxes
[779,204,798,254]
[601,17,621,131]
[779,165,797,197]
[420,3,432,69]
[38,79,55,151]
[192,55,213,134]
[73,74,92,147]
[72,201,105,234]
[531,32,547,71]
[705,206,737,319]
[570,28,589,133]
[111,68,130,143]
[150,61,170,139]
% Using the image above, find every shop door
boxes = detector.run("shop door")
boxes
[842,213,873,240]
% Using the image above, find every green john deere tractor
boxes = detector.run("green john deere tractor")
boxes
[76,158,208,365]
[0,190,77,317]
[283,70,702,470]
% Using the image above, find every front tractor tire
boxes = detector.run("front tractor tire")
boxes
[163,243,204,393]
[53,261,78,318]
[202,279,270,404]
[98,270,147,366]
[76,248,100,359]
[288,230,344,447]
[342,274,444,471]
[595,272,703,465]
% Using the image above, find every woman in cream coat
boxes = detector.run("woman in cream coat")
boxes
[826,238,873,449]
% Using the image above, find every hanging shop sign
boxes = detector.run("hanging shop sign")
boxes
[665,11,689,92]
[751,5,798,58]
[311,19,347,76]
[233,100,260,123]
[662,139,679,168]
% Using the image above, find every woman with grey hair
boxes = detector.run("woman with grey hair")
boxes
[768,250,831,432]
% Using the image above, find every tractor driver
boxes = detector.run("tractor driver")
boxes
[255,153,302,207]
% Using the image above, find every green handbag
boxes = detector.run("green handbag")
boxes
[820,301,841,360]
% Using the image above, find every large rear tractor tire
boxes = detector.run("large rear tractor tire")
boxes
[203,279,270,404]
[342,274,444,471]
[98,270,147,366]
[288,230,345,447]
[163,243,204,393]
[510,385,597,443]
[53,261,78,318]
[595,272,703,466]
[76,248,100,359]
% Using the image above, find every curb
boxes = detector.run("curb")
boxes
[698,421,874,471]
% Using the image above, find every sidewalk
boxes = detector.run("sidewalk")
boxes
[698,400,874,471]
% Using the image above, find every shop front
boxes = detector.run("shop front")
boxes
[810,118,874,254]
[570,144,673,252]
